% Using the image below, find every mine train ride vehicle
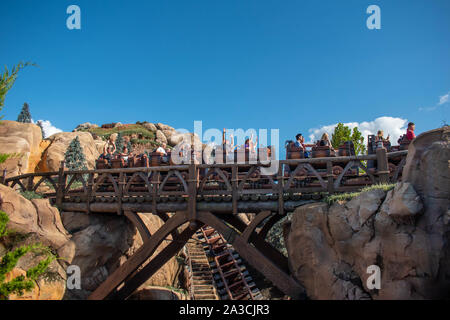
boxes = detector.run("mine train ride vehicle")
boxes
[95,147,274,192]
[93,135,409,192]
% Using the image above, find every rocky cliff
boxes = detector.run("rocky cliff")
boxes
[0,121,45,177]
[284,126,450,299]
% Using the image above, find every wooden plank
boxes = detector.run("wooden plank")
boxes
[376,147,389,184]
[241,210,272,243]
[124,211,151,243]
[196,211,305,299]
[277,164,284,215]
[56,161,66,207]
[88,211,188,300]
[326,161,334,193]
[111,225,200,300]
[187,164,198,221]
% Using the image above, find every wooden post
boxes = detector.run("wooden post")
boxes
[278,162,284,215]
[327,160,334,194]
[27,176,34,191]
[117,172,124,215]
[151,171,160,215]
[376,147,389,184]
[86,173,94,214]
[232,164,238,215]
[187,164,198,224]
[56,161,66,207]
[0,169,7,185]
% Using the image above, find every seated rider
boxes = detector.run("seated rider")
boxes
[318,133,332,147]
[294,134,304,149]
[375,130,391,149]
[156,142,168,155]
[224,136,236,162]
[99,143,116,164]
[119,146,130,162]
[243,133,257,153]
[406,122,416,141]
[376,130,390,142]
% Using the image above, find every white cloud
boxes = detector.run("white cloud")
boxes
[438,92,449,105]
[307,116,408,145]
[419,91,449,111]
[34,119,63,138]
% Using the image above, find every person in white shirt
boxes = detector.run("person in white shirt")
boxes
[156,143,167,155]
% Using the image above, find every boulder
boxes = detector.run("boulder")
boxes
[142,123,157,132]
[0,184,38,234]
[285,127,450,300]
[162,129,175,140]
[130,286,187,300]
[0,184,70,249]
[94,139,107,155]
[0,120,43,178]
[156,130,167,144]
[155,123,174,131]
[73,122,99,132]
[38,132,100,172]
[0,185,69,300]
[382,182,423,219]
[168,132,187,147]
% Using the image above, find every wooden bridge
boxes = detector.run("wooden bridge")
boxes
[0,148,408,300]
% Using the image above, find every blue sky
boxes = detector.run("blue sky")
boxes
[0,0,449,145]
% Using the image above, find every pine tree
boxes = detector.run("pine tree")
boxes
[36,120,45,139]
[115,132,124,154]
[17,103,32,123]
[64,136,88,171]
[126,140,133,153]
[331,123,366,155]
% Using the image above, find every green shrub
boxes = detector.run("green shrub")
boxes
[323,183,395,205]
[0,211,55,300]
[20,191,43,200]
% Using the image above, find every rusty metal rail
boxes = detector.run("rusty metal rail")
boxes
[198,226,263,300]
[185,238,219,300]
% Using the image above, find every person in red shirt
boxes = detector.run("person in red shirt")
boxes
[406,122,416,141]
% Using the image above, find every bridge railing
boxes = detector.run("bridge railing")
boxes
[1,149,408,215]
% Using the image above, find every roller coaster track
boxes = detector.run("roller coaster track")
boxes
[185,238,219,300]
[198,226,263,300]
[185,226,263,300]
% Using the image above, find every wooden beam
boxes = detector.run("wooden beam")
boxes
[110,225,201,300]
[196,211,306,299]
[124,211,151,243]
[88,211,188,300]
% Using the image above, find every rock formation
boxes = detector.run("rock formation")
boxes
[284,126,450,299]
[38,132,100,172]
[73,122,99,132]
[0,120,45,178]
[0,184,69,300]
